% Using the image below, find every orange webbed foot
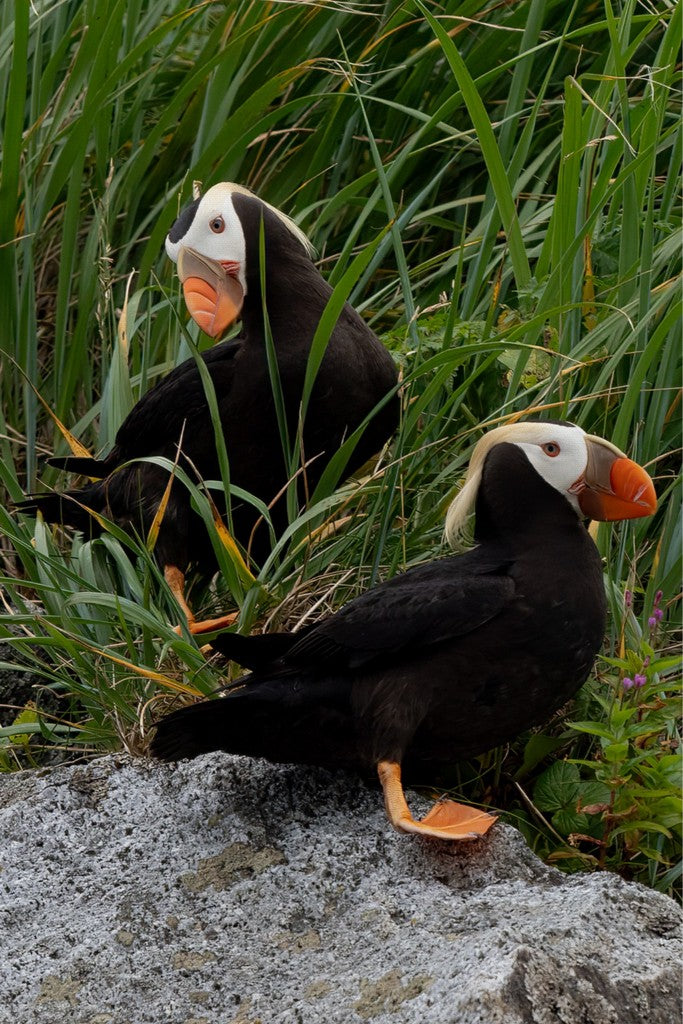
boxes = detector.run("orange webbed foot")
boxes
[378,760,497,842]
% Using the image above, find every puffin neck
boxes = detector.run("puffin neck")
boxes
[473,443,582,546]
[243,244,324,307]
[231,191,325,339]
[239,255,329,345]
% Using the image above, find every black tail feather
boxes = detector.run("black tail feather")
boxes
[47,455,111,477]
[13,488,106,532]
[150,671,355,768]
[209,630,307,672]
[150,700,229,761]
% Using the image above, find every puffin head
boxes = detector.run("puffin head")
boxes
[165,182,313,339]
[445,421,657,548]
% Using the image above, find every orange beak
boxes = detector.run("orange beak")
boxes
[574,437,657,521]
[176,247,244,339]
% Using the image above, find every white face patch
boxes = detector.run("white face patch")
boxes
[165,184,248,293]
[512,423,588,513]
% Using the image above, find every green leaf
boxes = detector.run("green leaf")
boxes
[610,821,673,840]
[568,720,617,741]
[534,761,581,813]
[577,781,612,809]
[552,808,590,837]
[636,845,672,867]
[609,706,637,729]
[602,741,630,764]
[515,733,566,779]
[648,655,683,674]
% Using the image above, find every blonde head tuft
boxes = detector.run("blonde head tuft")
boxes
[444,421,593,549]
[221,182,315,257]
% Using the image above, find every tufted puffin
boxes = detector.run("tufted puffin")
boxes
[16,184,399,632]
[150,421,656,840]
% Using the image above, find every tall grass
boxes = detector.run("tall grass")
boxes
[0,1,680,888]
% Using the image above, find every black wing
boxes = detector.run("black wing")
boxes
[111,339,242,460]
[213,550,514,677]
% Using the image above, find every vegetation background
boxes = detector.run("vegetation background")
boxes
[0,0,680,893]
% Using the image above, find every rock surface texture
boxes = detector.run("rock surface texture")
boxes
[1,752,680,1024]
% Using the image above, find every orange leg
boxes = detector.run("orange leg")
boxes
[165,565,238,636]
[377,760,497,841]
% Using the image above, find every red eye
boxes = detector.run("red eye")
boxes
[210,216,225,233]
[541,442,560,457]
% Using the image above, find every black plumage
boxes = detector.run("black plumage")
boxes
[150,422,656,839]
[17,185,399,630]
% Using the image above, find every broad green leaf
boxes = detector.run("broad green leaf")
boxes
[534,761,581,813]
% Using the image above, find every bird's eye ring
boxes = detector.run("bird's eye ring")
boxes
[210,216,225,234]
[541,442,560,457]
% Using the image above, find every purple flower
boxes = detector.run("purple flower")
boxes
[634,673,647,688]
[622,677,635,690]
[648,616,657,629]
[654,607,664,622]
[654,590,663,606]
[624,590,632,608]
[642,656,651,669]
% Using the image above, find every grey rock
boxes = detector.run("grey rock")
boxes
[0,752,679,1024]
